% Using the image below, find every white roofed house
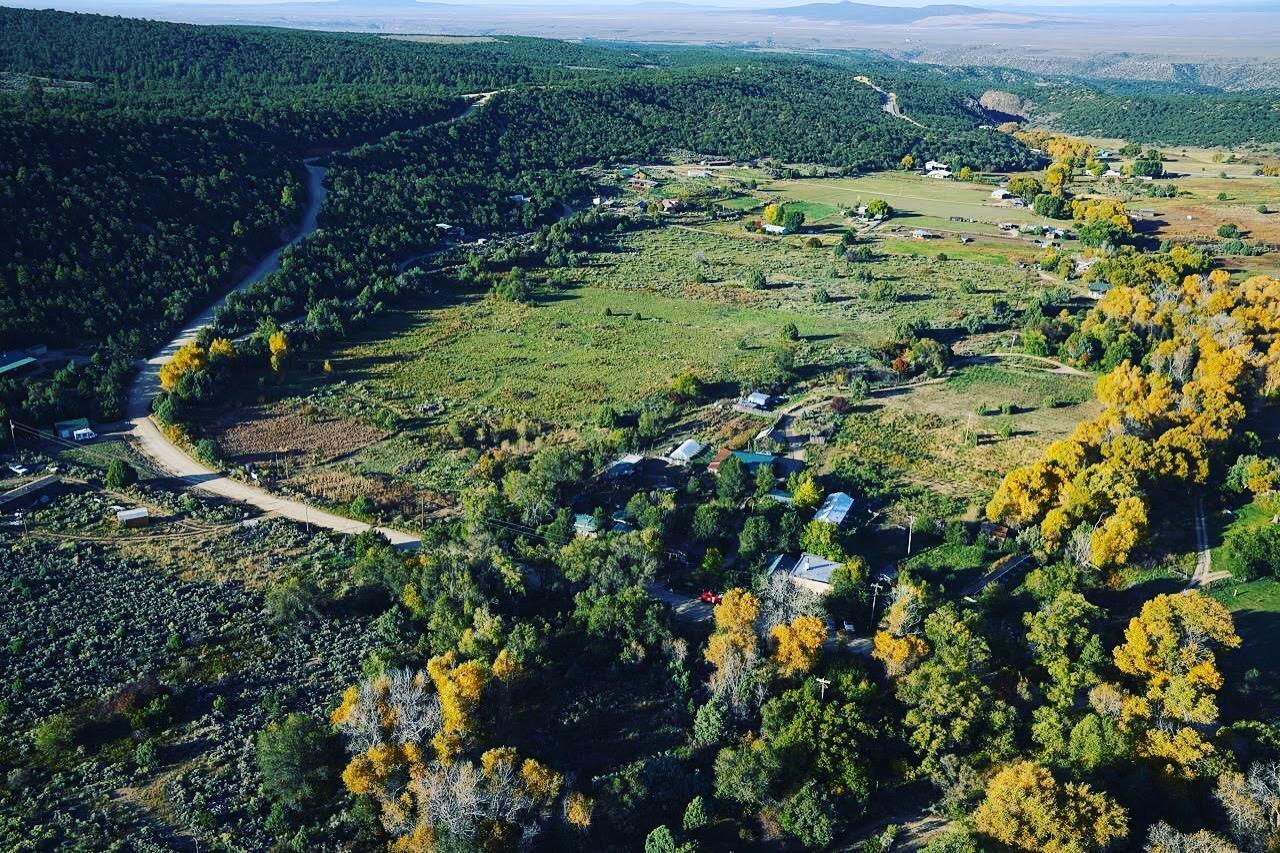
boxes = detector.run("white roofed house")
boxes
[669,439,705,465]
[746,391,772,410]
[813,492,855,527]
[924,160,948,171]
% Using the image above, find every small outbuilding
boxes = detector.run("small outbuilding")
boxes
[116,507,151,528]
[54,418,91,440]
[0,351,37,378]
[0,474,60,512]
[603,453,644,480]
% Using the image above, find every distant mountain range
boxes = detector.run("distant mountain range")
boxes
[761,2,1007,24]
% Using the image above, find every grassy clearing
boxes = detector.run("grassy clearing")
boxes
[718,196,762,211]
[1208,496,1278,567]
[1211,576,1280,718]
[821,366,1097,513]
[233,170,1102,502]
[245,207,1072,501]
[315,282,845,426]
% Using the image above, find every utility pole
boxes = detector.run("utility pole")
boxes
[906,513,916,555]
[869,577,888,624]
[815,677,831,702]
[8,419,16,454]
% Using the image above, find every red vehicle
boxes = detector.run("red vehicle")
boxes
[699,590,723,605]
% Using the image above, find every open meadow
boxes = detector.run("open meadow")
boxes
[220,197,1070,508]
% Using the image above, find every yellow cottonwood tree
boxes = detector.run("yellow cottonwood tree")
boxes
[872,631,928,678]
[705,588,760,671]
[268,329,289,372]
[158,341,207,392]
[974,761,1128,852]
[427,652,491,763]
[770,615,826,676]
[1112,592,1240,777]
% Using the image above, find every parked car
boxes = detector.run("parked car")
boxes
[699,590,723,605]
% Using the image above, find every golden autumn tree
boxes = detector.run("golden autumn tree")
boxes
[330,669,436,833]
[520,758,564,803]
[872,632,928,679]
[158,341,207,392]
[564,791,594,829]
[974,761,1128,852]
[705,588,760,672]
[1111,592,1240,777]
[268,330,289,372]
[207,337,235,360]
[770,615,826,676]
[790,472,823,510]
[427,651,491,763]
[872,579,928,678]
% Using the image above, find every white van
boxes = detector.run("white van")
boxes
[72,428,97,442]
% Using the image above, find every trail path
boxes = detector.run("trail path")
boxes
[121,93,498,548]
[967,351,1091,378]
[1189,498,1231,587]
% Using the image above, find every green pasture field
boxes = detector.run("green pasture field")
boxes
[296,222,1055,421]
[574,220,1046,329]
[766,172,1061,230]
[717,196,763,211]
[304,282,848,427]
[258,211,1084,498]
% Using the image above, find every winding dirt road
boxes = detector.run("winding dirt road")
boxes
[122,93,498,548]
[854,75,926,129]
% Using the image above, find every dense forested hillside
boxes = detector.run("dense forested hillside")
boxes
[960,65,1280,147]
[1030,84,1280,147]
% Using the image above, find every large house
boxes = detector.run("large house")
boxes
[603,453,644,480]
[767,552,841,595]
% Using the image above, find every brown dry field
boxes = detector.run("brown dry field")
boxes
[209,402,386,466]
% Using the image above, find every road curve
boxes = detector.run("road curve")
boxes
[121,93,498,548]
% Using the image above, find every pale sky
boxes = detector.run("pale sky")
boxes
[50,0,1269,6]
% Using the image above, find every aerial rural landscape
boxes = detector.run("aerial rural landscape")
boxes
[4,0,1280,850]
